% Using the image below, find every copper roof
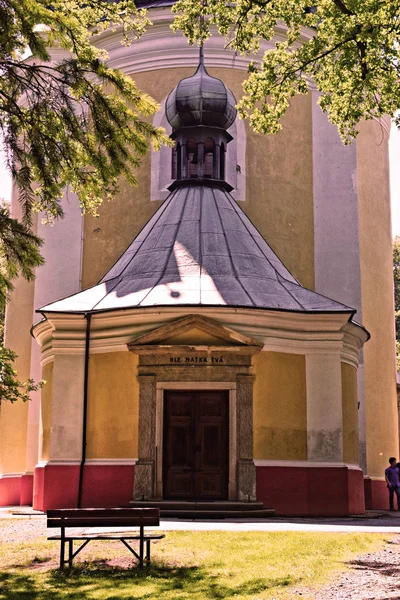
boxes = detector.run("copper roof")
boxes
[39,183,355,316]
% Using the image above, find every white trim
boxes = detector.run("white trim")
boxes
[155,381,237,500]
[36,460,80,467]
[84,459,138,466]
[254,459,362,471]
[369,476,386,482]
[0,472,25,479]
[36,459,137,467]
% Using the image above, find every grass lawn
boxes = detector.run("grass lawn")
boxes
[0,527,392,599]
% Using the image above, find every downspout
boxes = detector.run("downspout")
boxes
[78,312,91,508]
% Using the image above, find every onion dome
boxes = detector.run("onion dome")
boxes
[165,48,237,131]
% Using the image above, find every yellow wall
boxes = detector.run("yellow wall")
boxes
[357,119,398,478]
[245,93,315,289]
[253,351,307,460]
[341,362,359,464]
[39,362,54,463]
[87,352,139,458]
[81,68,315,290]
[0,274,35,474]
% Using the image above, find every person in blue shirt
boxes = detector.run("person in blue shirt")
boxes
[385,457,400,511]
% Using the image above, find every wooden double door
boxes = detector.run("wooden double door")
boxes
[163,390,229,500]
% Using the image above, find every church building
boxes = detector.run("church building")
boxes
[0,1,397,516]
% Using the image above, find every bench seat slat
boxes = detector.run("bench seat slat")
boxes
[47,517,160,528]
[47,508,159,518]
[48,534,165,540]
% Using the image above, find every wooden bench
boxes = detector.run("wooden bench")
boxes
[47,508,165,570]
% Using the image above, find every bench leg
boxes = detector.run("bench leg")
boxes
[139,532,144,569]
[60,540,65,570]
[68,539,73,569]
[146,539,151,564]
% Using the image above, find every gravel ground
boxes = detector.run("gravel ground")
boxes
[300,538,400,600]
[2,514,400,598]
[0,515,47,542]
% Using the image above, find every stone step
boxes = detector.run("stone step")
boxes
[129,500,265,511]
[158,509,276,519]
[128,500,275,519]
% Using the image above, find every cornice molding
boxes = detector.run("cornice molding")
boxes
[33,307,368,368]
[340,321,369,368]
[94,10,316,75]
[35,307,364,363]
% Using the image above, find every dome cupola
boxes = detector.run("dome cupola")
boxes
[165,47,237,131]
[166,48,237,185]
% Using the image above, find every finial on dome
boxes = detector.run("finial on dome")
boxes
[165,46,237,131]
[199,43,204,68]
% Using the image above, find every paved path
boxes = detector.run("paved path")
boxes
[157,516,400,533]
[3,506,400,534]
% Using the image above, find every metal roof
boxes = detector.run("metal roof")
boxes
[39,183,355,316]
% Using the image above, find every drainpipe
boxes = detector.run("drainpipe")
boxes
[78,312,91,508]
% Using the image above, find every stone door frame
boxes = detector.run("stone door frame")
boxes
[129,314,262,502]
[132,366,257,502]
[155,381,237,500]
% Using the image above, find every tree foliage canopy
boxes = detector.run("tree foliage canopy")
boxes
[0,0,172,401]
[1,0,170,224]
[173,0,400,143]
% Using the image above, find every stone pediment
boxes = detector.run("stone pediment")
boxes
[128,314,262,354]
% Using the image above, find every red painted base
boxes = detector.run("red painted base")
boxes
[20,474,33,506]
[81,465,135,508]
[256,465,365,516]
[364,477,392,510]
[33,465,80,511]
[33,464,135,511]
[0,476,22,506]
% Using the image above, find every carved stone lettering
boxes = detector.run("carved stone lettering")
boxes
[168,355,225,364]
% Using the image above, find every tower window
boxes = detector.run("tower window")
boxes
[220,142,226,181]
[151,99,246,201]
[204,137,215,178]
[172,143,181,179]
[187,138,198,178]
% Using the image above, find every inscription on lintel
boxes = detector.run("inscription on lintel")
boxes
[138,352,252,368]
[170,356,224,364]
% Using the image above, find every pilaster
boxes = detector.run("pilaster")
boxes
[236,374,256,501]
[132,375,157,500]
[48,353,85,461]
[306,353,343,462]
